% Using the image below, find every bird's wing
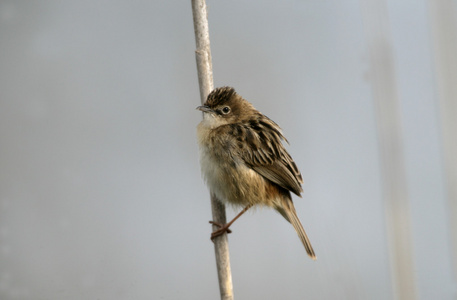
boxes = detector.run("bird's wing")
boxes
[234,116,303,196]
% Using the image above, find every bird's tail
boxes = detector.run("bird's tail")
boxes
[277,200,316,260]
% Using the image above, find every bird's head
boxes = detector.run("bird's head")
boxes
[196,86,255,128]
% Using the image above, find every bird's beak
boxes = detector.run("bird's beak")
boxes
[196,105,213,113]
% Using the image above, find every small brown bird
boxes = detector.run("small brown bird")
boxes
[197,86,316,260]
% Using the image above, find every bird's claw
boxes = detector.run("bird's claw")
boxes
[209,221,232,241]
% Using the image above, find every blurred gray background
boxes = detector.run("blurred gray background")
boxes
[0,1,455,299]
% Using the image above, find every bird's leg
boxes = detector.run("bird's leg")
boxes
[209,204,254,240]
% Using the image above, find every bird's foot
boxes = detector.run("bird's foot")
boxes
[209,221,232,241]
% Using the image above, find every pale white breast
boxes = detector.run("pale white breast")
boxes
[197,119,234,204]
[199,146,227,201]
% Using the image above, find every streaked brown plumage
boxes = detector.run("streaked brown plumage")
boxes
[197,86,316,260]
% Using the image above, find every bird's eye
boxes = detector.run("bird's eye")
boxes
[222,106,231,114]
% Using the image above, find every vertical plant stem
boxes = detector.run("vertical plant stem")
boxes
[191,1,234,299]
[361,1,417,299]
[428,0,457,282]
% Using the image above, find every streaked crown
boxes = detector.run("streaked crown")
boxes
[205,86,237,107]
